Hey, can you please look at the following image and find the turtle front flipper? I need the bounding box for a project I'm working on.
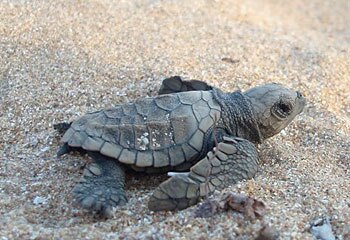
[73,152,127,218]
[158,76,213,95]
[148,136,259,211]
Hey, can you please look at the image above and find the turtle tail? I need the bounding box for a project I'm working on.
[57,142,71,157]
[54,122,72,157]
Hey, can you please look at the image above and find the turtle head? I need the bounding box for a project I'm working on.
[244,83,306,140]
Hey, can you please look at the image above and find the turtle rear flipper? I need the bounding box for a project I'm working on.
[158,76,213,95]
[148,136,259,211]
[54,122,71,135]
[73,152,127,218]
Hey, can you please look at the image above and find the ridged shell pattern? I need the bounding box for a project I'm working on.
[61,91,221,168]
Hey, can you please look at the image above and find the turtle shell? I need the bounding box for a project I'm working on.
[61,91,221,168]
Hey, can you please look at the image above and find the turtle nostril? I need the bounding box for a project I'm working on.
[296,91,303,98]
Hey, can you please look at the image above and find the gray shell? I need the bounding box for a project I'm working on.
[61,91,221,168]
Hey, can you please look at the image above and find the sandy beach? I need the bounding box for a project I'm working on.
[0,0,349,239]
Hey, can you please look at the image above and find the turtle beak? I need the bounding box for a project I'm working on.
[295,91,306,114]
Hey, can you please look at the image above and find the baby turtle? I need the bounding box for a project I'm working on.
[56,76,306,217]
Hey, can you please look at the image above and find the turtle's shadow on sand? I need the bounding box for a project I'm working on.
[125,170,169,190]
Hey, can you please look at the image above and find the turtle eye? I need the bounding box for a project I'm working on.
[273,101,293,118]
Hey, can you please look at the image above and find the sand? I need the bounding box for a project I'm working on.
[0,0,349,239]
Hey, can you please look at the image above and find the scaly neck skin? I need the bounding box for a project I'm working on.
[212,89,263,144]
